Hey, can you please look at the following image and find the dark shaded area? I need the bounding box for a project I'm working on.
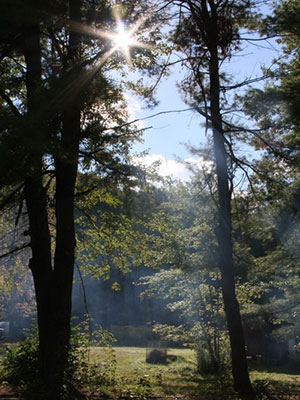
[72,266,182,345]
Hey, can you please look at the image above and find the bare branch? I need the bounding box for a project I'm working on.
[0,243,30,259]
[0,90,21,116]
[0,184,24,212]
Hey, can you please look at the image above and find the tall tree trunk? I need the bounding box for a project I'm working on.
[22,22,55,385]
[209,45,254,396]
[48,0,81,391]
[22,2,81,395]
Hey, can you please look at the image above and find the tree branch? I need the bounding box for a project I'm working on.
[0,89,21,116]
[0,184,24,212]
[0,243,30,259]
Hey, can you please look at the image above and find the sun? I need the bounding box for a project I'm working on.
[114,22,134,51]
[112,22,135,62]
[62,10,152,95]
[87,9,152,66]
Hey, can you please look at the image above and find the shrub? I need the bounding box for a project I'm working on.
[0,328,39,391]
[196,347,219,374]
[0,322,116,399]
[69,323,117,397]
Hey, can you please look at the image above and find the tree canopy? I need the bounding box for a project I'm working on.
[2,0,300,399]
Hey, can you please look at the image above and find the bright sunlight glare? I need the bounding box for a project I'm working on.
[114,22,134,50]
[92,7,151,64]
[112,21,135,62]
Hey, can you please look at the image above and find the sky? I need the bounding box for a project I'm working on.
[126,4,280,182]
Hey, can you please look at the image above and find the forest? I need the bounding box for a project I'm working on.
[1,0,300,399]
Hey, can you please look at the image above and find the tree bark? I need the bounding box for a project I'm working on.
[209,42,254,396]
[47,0,81,391]
[22,1,81,396]
[22,21,55,385]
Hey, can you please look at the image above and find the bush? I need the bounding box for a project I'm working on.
[69,322,117,397]
[0,322,116,399]
[195,334,231,375]
[0,328,39,391]
[196,347,217,374]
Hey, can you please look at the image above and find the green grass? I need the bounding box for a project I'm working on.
[2,343,300,399]
[89,347,238,399]
[89,347,300,399]
[249,361,300,399]
[113,347,200,396]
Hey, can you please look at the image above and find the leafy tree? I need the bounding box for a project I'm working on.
[160,0,259,394]
[138,179,229,373]
[0,0,162,395]
[232,163,300,361]
[241,0,300,160]
[240,0,300,353]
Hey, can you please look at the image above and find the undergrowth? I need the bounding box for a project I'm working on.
[1,339,300,399]
[0,322,116,399]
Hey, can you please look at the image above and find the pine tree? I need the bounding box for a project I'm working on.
[163,0,257,395]
[0,0,161,396]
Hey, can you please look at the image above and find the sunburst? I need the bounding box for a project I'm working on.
[112,21,135,62]
[61,8,152,97]
[94,8,151,64]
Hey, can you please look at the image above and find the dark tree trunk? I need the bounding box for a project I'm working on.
[22,21,56,384]
[22,1,81,396]
[47,0,81,391]
[172,0,253,394]
[209,43,254,396]
[24,173,53,381]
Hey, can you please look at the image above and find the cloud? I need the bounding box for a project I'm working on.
[124,93,143,130]
[135,153,212,182]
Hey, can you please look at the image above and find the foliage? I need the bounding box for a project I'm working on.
[3,0,300,396]
[0,328,39,392]
[75,170,180,279]
[146,268,230,375]
[0,322,116,399]
[238,0,300,341]
[0,0,167,391]
[241,0,300,161]
[75,177,151,279]
[0,210,35,322]
[138,180,232,374]
[68,322,117,397]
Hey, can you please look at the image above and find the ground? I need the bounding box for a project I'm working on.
[1,346,300,399]
[0,382,19,399]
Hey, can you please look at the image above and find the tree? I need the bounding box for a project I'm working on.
[137,179,228,373]
[160,0,258,395]
[0,0,161,396]
[242,0,300,160]
[240,0,300,346]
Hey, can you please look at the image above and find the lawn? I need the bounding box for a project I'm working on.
[111,347,202,398]
[89,346,300,399]
[1,343,300,399]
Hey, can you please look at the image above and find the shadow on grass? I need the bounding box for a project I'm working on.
[249,360,300,376]
[253,378,300,400]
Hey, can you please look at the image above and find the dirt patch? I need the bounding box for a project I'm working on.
[0,384,20,399]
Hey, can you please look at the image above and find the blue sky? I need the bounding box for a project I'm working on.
[128,4,280,181]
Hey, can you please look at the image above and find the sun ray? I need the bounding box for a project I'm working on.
[49,10,153,109]
[66,7,152,64]
[93,9,152,63]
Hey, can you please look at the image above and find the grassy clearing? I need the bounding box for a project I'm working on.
[89,347,233,399]
[90,347,300,399]
[90,346,220,399]
[114,347,200,397]
[1,343,300,399]
[249,362,300,400]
